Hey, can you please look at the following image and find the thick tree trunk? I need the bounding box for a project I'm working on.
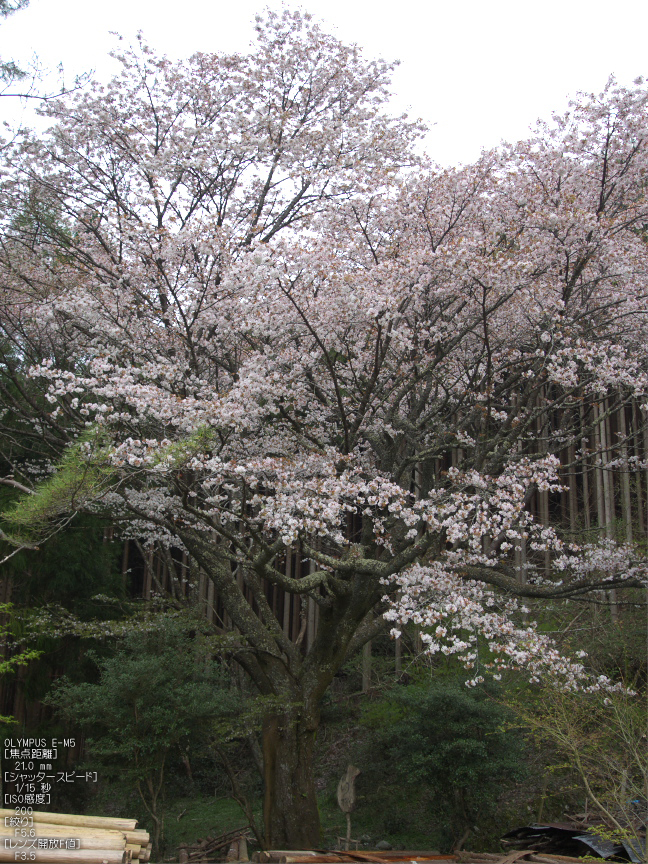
[262,707,321,849]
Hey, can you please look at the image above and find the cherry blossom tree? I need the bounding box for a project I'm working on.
[1,13,647,844]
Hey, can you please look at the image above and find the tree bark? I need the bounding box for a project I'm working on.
[262,707,321,849]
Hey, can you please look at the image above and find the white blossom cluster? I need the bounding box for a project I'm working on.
[384,563,628,692]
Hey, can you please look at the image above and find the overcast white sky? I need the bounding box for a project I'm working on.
[2,0,647,166]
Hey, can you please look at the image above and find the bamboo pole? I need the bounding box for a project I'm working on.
[124,830,150,846]
[0,850,125,863]
[0,811,138,832]
[0,824,129,839]
[0,830,125,851]
[0,810,151,847]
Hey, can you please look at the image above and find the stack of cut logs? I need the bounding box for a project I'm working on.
[0,809,151,863]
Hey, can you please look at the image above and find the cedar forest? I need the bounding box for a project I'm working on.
[0,6,646,859]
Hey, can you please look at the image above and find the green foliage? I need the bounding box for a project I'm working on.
[0,602,41,722]
[45,617,242,851]
[1,424,219,553]
[47,617,240,764]
[2,516,124,615]
[0,434,124,727]
[3,427,116,546]
[356,677,526,847]
[512,685,648,846]
[564,600,647,689]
